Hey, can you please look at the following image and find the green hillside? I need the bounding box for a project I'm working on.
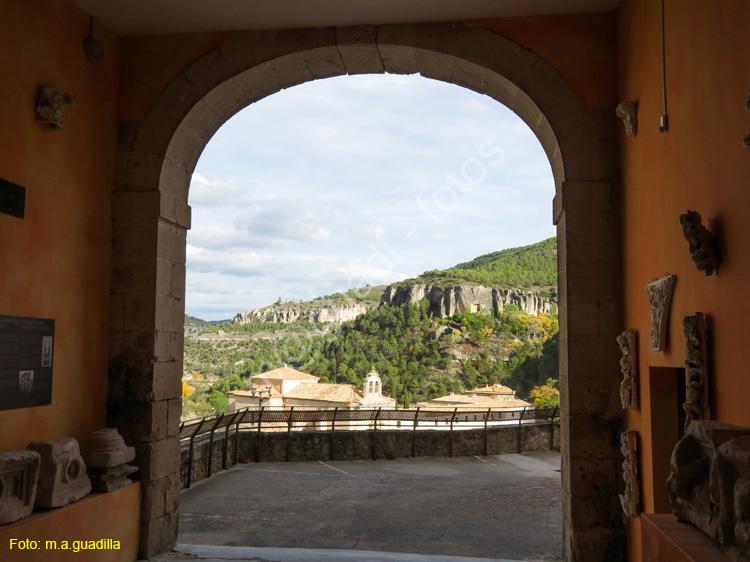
[415,237,557,293]
[183,302,559,418]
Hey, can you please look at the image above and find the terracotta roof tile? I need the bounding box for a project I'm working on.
[250,365,319,382]
[284,383,363,404]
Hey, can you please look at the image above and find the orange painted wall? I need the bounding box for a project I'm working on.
[0,483,140,562]
[0,4,139,560]
[117,14,617,125]
[118,32,238,122]
[0,0,118,449]
[472,12,618,107]
[619,1,750,559]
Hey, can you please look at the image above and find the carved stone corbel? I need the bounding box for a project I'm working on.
[645,274,677,351]
[682,312,709,433]
[680,210,720,276]
[620,430,640,518]
[617,329,638,410]
[616,101,638,137]
[35,86,75,130]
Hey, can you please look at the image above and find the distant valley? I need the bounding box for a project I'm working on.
[182,238,559,419]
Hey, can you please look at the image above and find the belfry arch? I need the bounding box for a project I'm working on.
[110,23,623,560]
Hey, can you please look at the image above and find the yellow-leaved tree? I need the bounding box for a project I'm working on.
[529,378,559,408]
[182,379,194,399]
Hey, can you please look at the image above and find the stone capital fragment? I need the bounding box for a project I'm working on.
[81,428,137,493]
[27,438,91,508]
[0,449,40,524]
[80,428,135,468]
[669,421,750,562]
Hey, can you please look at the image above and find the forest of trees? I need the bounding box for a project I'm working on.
[183,301,559,418]
[417,237,557,294]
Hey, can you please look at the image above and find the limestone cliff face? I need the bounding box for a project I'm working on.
[380,284,555,318]
[233,303,372,324]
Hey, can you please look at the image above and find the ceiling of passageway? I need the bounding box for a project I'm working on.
[74,0,619,36]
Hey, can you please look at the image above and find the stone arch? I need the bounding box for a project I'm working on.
[111,23,622,560]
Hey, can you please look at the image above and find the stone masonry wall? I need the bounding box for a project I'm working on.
[180,423,560,488]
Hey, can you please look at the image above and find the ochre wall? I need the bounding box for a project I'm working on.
[0,0,118,448]
[471,12,618,107]
[619,1,750,559]
[0,2,139,559]
[117,13,617,125]
[118,32,239,122]
[0,484,140,562]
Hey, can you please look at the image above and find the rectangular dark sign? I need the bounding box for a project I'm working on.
[0,315,54,411]
[0,178,26,218]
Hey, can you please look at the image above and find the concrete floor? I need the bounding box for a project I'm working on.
[151,452,562,562]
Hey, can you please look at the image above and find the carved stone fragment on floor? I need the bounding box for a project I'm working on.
[716,436,750,562]
[645,274,677,351]
[668,421,750,562]
[27,438,91,508]
[620,429,639,518]
[617,329,638,410]
[80,428,137,492]
[680,210,720,276]
[0,449,40,525]
[682,313,708,432]
[34,86,75,130]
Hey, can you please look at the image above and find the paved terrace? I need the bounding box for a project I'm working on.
[147,451,562,562]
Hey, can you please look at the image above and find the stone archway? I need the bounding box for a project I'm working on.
[110,23,623,561]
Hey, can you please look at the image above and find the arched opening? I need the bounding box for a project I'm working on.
[110,23,622,560]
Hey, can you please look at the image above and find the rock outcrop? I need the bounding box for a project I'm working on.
[380,284,555,318]
[234,303,372,325]
[234,284,555,326]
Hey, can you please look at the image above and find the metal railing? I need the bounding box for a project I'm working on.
[179,406,559,488]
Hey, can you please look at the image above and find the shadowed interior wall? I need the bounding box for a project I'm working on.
[618,1,750,559]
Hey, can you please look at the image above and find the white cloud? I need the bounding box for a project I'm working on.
[185,73,556,320]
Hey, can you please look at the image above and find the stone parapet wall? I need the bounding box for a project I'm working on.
[179,423,560,488]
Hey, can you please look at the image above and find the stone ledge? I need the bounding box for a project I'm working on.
[642,513,732,562]
[0,483,140,562]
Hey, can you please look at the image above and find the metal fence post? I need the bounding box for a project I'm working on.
[483,408,491,456]
[412,408,420,458]
[233,408,246,464]
[517,407,527,453]
[449,408,458,458]
[223,409,242,469]
[330,407,338,461]
[186,418,206,489]
[207,413,225,478]
[286,407,295,462]
[371,408,382,460]
[256,407,264,463]
[550,406,559,450]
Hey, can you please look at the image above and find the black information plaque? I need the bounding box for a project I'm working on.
[0,178,26,218]
[0,315,54,411]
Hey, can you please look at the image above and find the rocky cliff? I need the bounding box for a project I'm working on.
[233,283,555,325]
[233,302,373,324]
[380,284,555,318]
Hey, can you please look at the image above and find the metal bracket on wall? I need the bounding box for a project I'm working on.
[0,178,25,218]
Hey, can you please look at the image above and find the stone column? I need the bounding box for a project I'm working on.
[109,169,190,557]
[555,179,624,561]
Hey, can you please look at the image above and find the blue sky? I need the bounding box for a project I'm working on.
[186,73,555,321]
